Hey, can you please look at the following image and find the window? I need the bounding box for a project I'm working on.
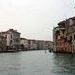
[74,34,75,40]
[62,30,65,34]
[69,19,73,26]
[10,40,12,45]
[5,35,7,38]
[69,36,72,42]
[11,35,12,39]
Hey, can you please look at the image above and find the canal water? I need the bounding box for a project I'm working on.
[0,50,75,75]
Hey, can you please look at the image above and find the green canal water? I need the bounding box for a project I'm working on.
[0,50,75,75]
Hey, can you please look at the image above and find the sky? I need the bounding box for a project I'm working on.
[0,0,74,41]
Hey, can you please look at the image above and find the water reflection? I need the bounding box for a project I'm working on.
[52,53,75,75]
[0,50,74,75]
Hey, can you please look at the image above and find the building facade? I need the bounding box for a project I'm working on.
[20,38,29,50]
[0,29,20,51]
[53,17,75,53]
[20,38,53,50]
[28,39,38,50]
[6,29,20,50]
[0,35,7,51]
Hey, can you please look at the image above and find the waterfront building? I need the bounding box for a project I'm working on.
[53,17,75,53]
[0,28,53,51]
[28,39,53,50]
[6,29,20,50]
[20,38,53,50]
[20,38,29,50]
[28,39,38,50]
[0,29,20,51]
[37,40,44,50]
[0,35,7,51]
[37,40,53,50]
[47,41,53,50]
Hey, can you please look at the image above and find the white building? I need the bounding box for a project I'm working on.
[0,29,20,50]
[28,39,38,50]
[20,38,29,50]
[7,29,20,49]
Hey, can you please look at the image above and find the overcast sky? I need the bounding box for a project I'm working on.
[0,0,74,41]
